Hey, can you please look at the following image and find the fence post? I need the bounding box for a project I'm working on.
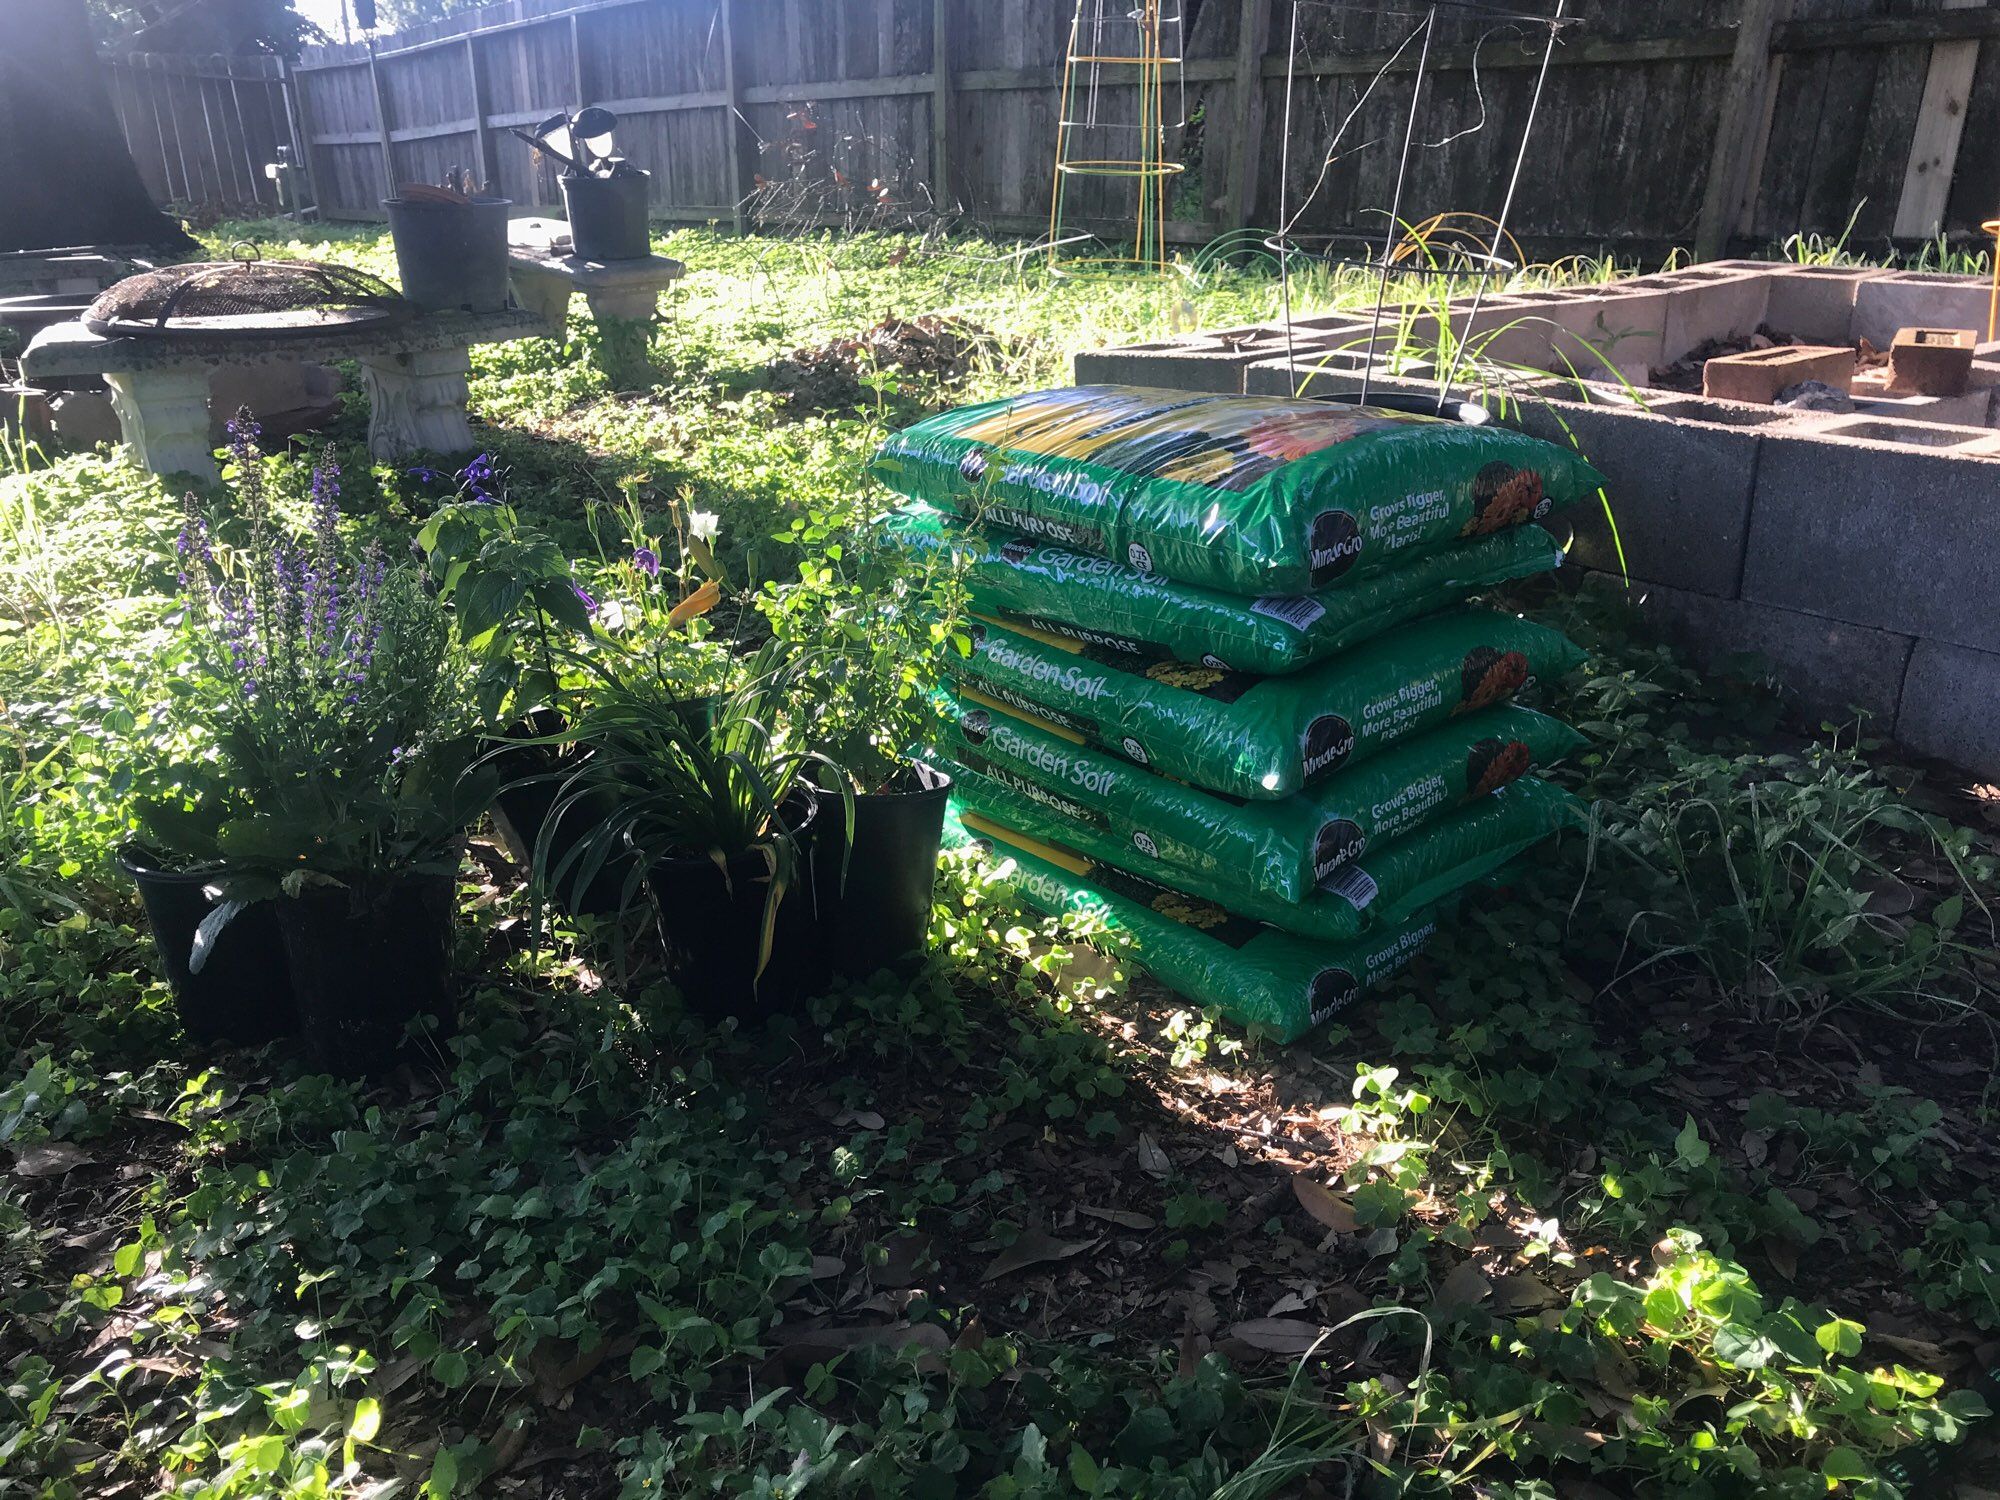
[569,12,586,106]
[367,38,396,198]
[1695,0,1790,261]
[720,0,753,233]
[931,0,953,211]
[466,37,498,194]
[1227,0,1271,230]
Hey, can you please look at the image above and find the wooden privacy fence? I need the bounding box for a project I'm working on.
[104,52,300,217]
[131,0,2000,254]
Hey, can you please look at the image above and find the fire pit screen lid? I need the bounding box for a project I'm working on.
[84,255,415,339]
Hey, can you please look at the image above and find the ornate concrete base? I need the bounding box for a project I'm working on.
[356,346,475,459]
[104,367,217,482]
[506,243,684,387]
[584,285,660,388]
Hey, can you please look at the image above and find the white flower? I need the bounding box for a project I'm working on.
[596,599,627,633]
[688,510,721,545]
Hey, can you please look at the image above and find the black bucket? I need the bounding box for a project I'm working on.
[116,845,295,1045]
[275,868,458,1077]
[810,763,951,983]
[382,196,513,312]
[646,793,824,1023]
[1320,391,1492,425]
[486,714,633,918]
[559,170,651,262]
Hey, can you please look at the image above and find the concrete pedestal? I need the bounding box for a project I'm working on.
[507,239,685,386]
[21,309,544,478]
[356,346,475,458]
[105,367,217,480]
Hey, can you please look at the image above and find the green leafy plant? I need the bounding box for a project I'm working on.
[536,638,852,969]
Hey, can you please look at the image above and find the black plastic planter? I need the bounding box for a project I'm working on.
[1321,391,1492,425]
[810,762,951,982]
[275,869,458,1077]
[487,714,633,918]
[116,845,295,1045]
[382,196,513,312]
[559,170,651,262]
[646,794,825,1023]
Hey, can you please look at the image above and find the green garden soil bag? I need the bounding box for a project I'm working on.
[943,806,1443,1043]
[934,688,1583,902]
[948,606,1585,800]
[870,385,1604,595]
[946,762,1579,944]
[883,503,1563,675]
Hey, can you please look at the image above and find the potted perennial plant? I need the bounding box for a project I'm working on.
[538,638,849,1022]
[143,416,492,1075]
[762,519,963,981]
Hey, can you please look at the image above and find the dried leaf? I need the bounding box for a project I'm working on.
[1291,1174,1358,1233]
[1433,1260,1492,1315]
[1489,1270,1562,1312]
[1265,1292,1310,1317]
[11,1142,92,1179]
[1136,1134,1172,1178]
[982,1229,1097,1283]
[1078,1205,1156,1231]
[809,1255,845,1280]
[834,1109,885,1131]
[771,1322,949,1370]
[1226,1317,1332,1356]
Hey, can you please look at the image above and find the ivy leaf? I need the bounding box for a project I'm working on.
[431,1349,470,1389]
[1674,1115,1710,1168]
[349,1397,381,1443]
[1711,1321,1779,1370]
[1815,1316,1865,1358]
[1820,1445,1870,1482]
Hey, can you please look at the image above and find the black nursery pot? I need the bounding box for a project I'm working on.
[559,169,652,262]
[1320,390,1491,425]
[382,195,513,312]
[275,868,458,1078]
[646,793,825,1023]
[116,845,295,1045]
[488,713,633,918]
[810,762,952,982]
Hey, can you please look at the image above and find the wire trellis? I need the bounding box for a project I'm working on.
[1046,0,1189,273]
[1271,0,1577,408]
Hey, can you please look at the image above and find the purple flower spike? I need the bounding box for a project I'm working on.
[633,547,660,578]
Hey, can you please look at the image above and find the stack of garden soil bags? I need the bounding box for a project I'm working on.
[871,385,1600,1041]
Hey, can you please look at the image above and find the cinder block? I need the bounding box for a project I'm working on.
[1760,264,1890,344]
[1895,639,2000,778]
[1510,394,1760,598]
[1240,348,1375,399]
[1072,340,1256,394]
[1851,272,1992,352]
[1659,271,1774,365]
[1702,344,1855,404]
[1887,327,1979,396]
[1612,578,1915,727]
[1849,370,1995,427]
[1741,429,2000,653]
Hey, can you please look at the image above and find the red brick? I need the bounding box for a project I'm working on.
[1700,344,1856,405]
[1886,327,1979,397]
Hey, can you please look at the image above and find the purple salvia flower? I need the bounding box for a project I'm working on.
[633,547,660,578]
